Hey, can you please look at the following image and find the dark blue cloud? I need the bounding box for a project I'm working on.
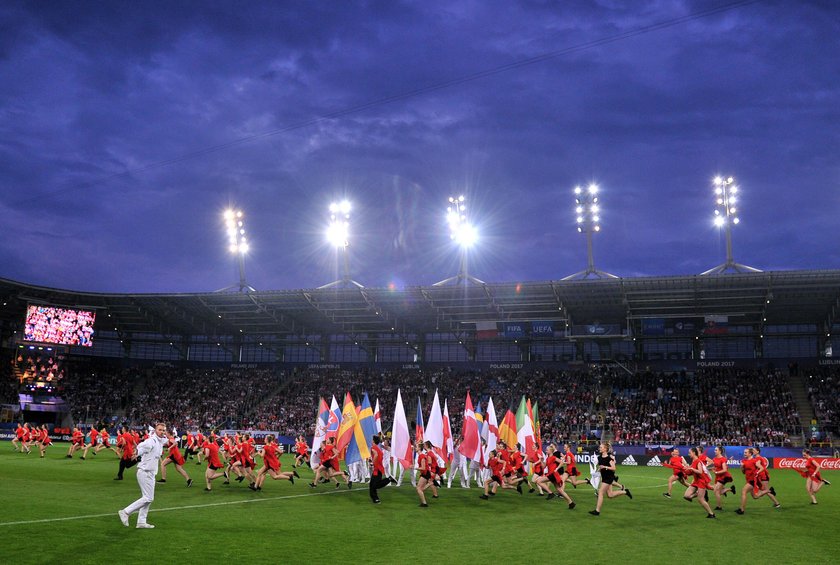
[0,0,838,292]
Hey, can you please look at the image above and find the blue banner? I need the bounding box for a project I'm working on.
[531,321,554,336]
[641,318,665,335]
[672,318,699,334]
[572,324,621,336]
[503,322,525,338]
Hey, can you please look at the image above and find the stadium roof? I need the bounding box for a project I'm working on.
[2,270,839,342]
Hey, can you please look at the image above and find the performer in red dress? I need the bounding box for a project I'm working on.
[115,426,138,480]
[561,443,589,488]
[66,427,84,458]
[800,448,831,504]
[736,448,757,514]
[81,427,99,460]
[37,425,52,458]
[711,446,735,511]
[309,437,350,488]
[203,437,227,491]
[479,450,506,500]
[683,447,716,518]
[158,434,193,486]
[12,422,26,453]
[663,448,689,498]
[752,446,780,508]
[293,435,309,468]
[252,435,297,491]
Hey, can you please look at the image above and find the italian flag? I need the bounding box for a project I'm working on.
[516,396,536,458]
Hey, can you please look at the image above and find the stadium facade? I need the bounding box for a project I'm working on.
[2,270,839,369]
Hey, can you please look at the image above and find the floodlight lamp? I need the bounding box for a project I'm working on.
[576,216,583,223]
[238,221,243,227]
[717,198,724,205]
[576,206,583,214]
[458,195,465,202]
[733,217,740,224]
[574,186,582,195]
[729,196,736,204]
[727,177,733,184]
[713,216,725,227]
[714,177,723,185]
[577,227,582,233]
[224,210,235,220]
[588,184,598,194]
[730,186,738,194]
[592,215,600,223]
[340,200,351,215]
[239,242,249,253]
[236,211,243,218]
[729,207,736,214]
[592,197,598,203]
[229,244,238,253]
[239,229,245,235]
[714,209,720,215]
[714,187,723,195]
[594,225,601,232]
[591,204,599,213]
[329,202,339,214]
[448,196,455,203]
[326,221,349,247]
[453,223,477,247]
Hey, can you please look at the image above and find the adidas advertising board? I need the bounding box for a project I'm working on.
[647,455,663,467]
[620,454,638,466]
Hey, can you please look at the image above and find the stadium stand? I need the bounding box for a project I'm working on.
[807,366,839,437]
[604,368,800,446]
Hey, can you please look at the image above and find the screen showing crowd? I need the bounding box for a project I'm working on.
[24,305,96,347]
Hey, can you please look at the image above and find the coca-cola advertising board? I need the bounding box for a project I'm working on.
[773,458,840,470]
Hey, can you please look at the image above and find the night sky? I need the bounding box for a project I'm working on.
[1,1,838,293]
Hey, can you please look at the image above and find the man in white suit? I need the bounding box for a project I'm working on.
[118,423,170,529]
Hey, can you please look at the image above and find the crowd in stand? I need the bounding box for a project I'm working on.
[1,358,18,405]
[807,366,839,435]
[61,364,138,423]
[127,366,279,431]
[249,367,604,445]
[3,355,838,447]
[15,351,65,382]
[604,368,801,446]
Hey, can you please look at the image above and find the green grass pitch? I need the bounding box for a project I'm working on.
[1,445,837,564]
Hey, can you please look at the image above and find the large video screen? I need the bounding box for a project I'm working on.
[24,305,96,347]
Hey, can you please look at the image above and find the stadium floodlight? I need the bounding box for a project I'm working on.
[700,175,761,275]
[320,200,364,289]
[434,195,485,286]
[217,208,256,293]
[562,183,617,280]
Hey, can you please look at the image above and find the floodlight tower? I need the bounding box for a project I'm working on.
[434,195,484,286]
[320,200,364,289]
[700,175,761,275]
[218,209,256,292]
[562,184,617,280]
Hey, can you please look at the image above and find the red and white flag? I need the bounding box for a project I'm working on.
[425,390,444,448]
[483,396,498,455]
[442,399,454,462]
[374,398,382,434]
[458,392,480,459]
[391,389,412,470]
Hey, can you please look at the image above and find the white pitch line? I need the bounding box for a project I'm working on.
[0,487,359,527]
